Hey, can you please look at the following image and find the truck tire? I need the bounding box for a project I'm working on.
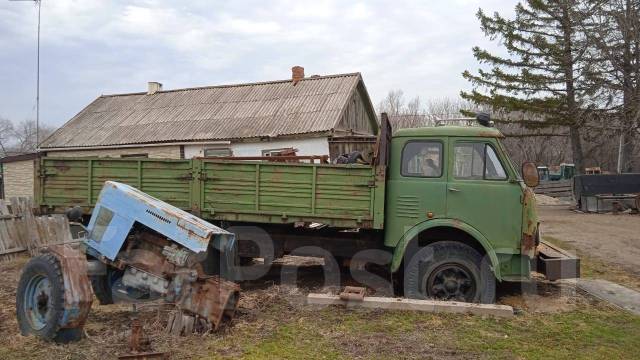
[403,241,496,304]
[16,253,83,343]
[90,268,122,305]
[201,248,222,276]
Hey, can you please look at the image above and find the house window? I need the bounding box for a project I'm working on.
[121,153,148,158]
[204,148,232,157]
[262,148,296,156]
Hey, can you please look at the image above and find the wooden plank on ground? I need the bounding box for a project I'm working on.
[307,293,514,318]
[0,247,26,256]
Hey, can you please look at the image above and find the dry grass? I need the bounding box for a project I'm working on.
[1,255,639,359]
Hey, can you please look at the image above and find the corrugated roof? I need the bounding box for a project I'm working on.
[41,73,368,149]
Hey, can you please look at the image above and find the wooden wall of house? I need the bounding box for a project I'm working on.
[336,85,377,136]
[328,136,377,162]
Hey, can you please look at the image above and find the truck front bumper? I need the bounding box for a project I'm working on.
[535,240,581,280]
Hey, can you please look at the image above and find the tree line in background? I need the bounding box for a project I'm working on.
[0,118,55,157]
[2,1,636,173]
[463,0,639,174]
[381,0,639,174]
[376,92,582,170]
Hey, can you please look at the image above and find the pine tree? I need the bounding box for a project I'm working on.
[462,0,594,173]
[583,0,640,172]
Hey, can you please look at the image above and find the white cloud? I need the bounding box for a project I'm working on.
[0,0,518,127]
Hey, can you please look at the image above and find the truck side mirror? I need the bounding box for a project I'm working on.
[522,162,539,188]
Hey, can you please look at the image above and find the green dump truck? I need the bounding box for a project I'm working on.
[36,115,578,303]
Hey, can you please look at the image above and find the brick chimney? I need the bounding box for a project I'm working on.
[147,81,163,95]
[291,66,304,85]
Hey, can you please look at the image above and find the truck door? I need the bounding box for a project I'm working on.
[384,138,448,247]
[445,139,523,250]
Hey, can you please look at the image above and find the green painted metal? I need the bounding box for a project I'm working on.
[38,126,536,281]
[389,218,502,278]
[383,136,449,249]
[199,160,377,228]
[383,132,534,280]
[393,125,504,139]
[445,137,523,251]
[38,157,380,229]
[39,158,193,211]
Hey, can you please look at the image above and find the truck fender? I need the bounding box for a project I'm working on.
[389,219,502,281]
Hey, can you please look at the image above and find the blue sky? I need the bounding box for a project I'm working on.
[0,0,515,128]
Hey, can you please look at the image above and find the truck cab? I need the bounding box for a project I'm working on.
[382,123,542,303]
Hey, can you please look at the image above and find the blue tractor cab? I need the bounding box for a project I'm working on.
[16,181,240,342]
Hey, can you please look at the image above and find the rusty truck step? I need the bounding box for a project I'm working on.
[536,240,580,281]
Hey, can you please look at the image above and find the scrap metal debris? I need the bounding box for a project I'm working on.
[339,286,366,302]
[118,317,166,360]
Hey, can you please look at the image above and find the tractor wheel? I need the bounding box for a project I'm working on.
[403,241,496,304]
[90,268,122,305]
[16,253,83,343]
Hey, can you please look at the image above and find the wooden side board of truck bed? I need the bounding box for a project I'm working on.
[37,157,386,229]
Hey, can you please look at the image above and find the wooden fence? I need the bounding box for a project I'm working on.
[534,180,573,198]
[0,197,72,261]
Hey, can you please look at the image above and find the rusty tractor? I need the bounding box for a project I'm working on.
[16,181,240,342]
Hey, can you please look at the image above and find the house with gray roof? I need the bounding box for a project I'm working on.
[40,67,379,160]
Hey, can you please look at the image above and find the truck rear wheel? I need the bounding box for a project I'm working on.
[403,241,495,303]
[16,254,83,343]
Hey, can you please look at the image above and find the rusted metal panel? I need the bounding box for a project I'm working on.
[172,276,240,332]
[339,286,366,301]
[46,244,94,329]
[521,187,538,257]
[536,240,580,281]
[117,318,167,359]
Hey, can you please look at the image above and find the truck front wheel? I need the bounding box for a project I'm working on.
[403,241,496,304]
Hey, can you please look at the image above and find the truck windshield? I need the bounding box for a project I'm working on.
[496,139,520,180]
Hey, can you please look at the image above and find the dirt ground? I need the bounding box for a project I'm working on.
[538,205,640,277]
[0,206,639,358]
[1,254,638,359]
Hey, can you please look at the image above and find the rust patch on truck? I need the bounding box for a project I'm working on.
[521,188,538,257]
[521,231,536,254]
